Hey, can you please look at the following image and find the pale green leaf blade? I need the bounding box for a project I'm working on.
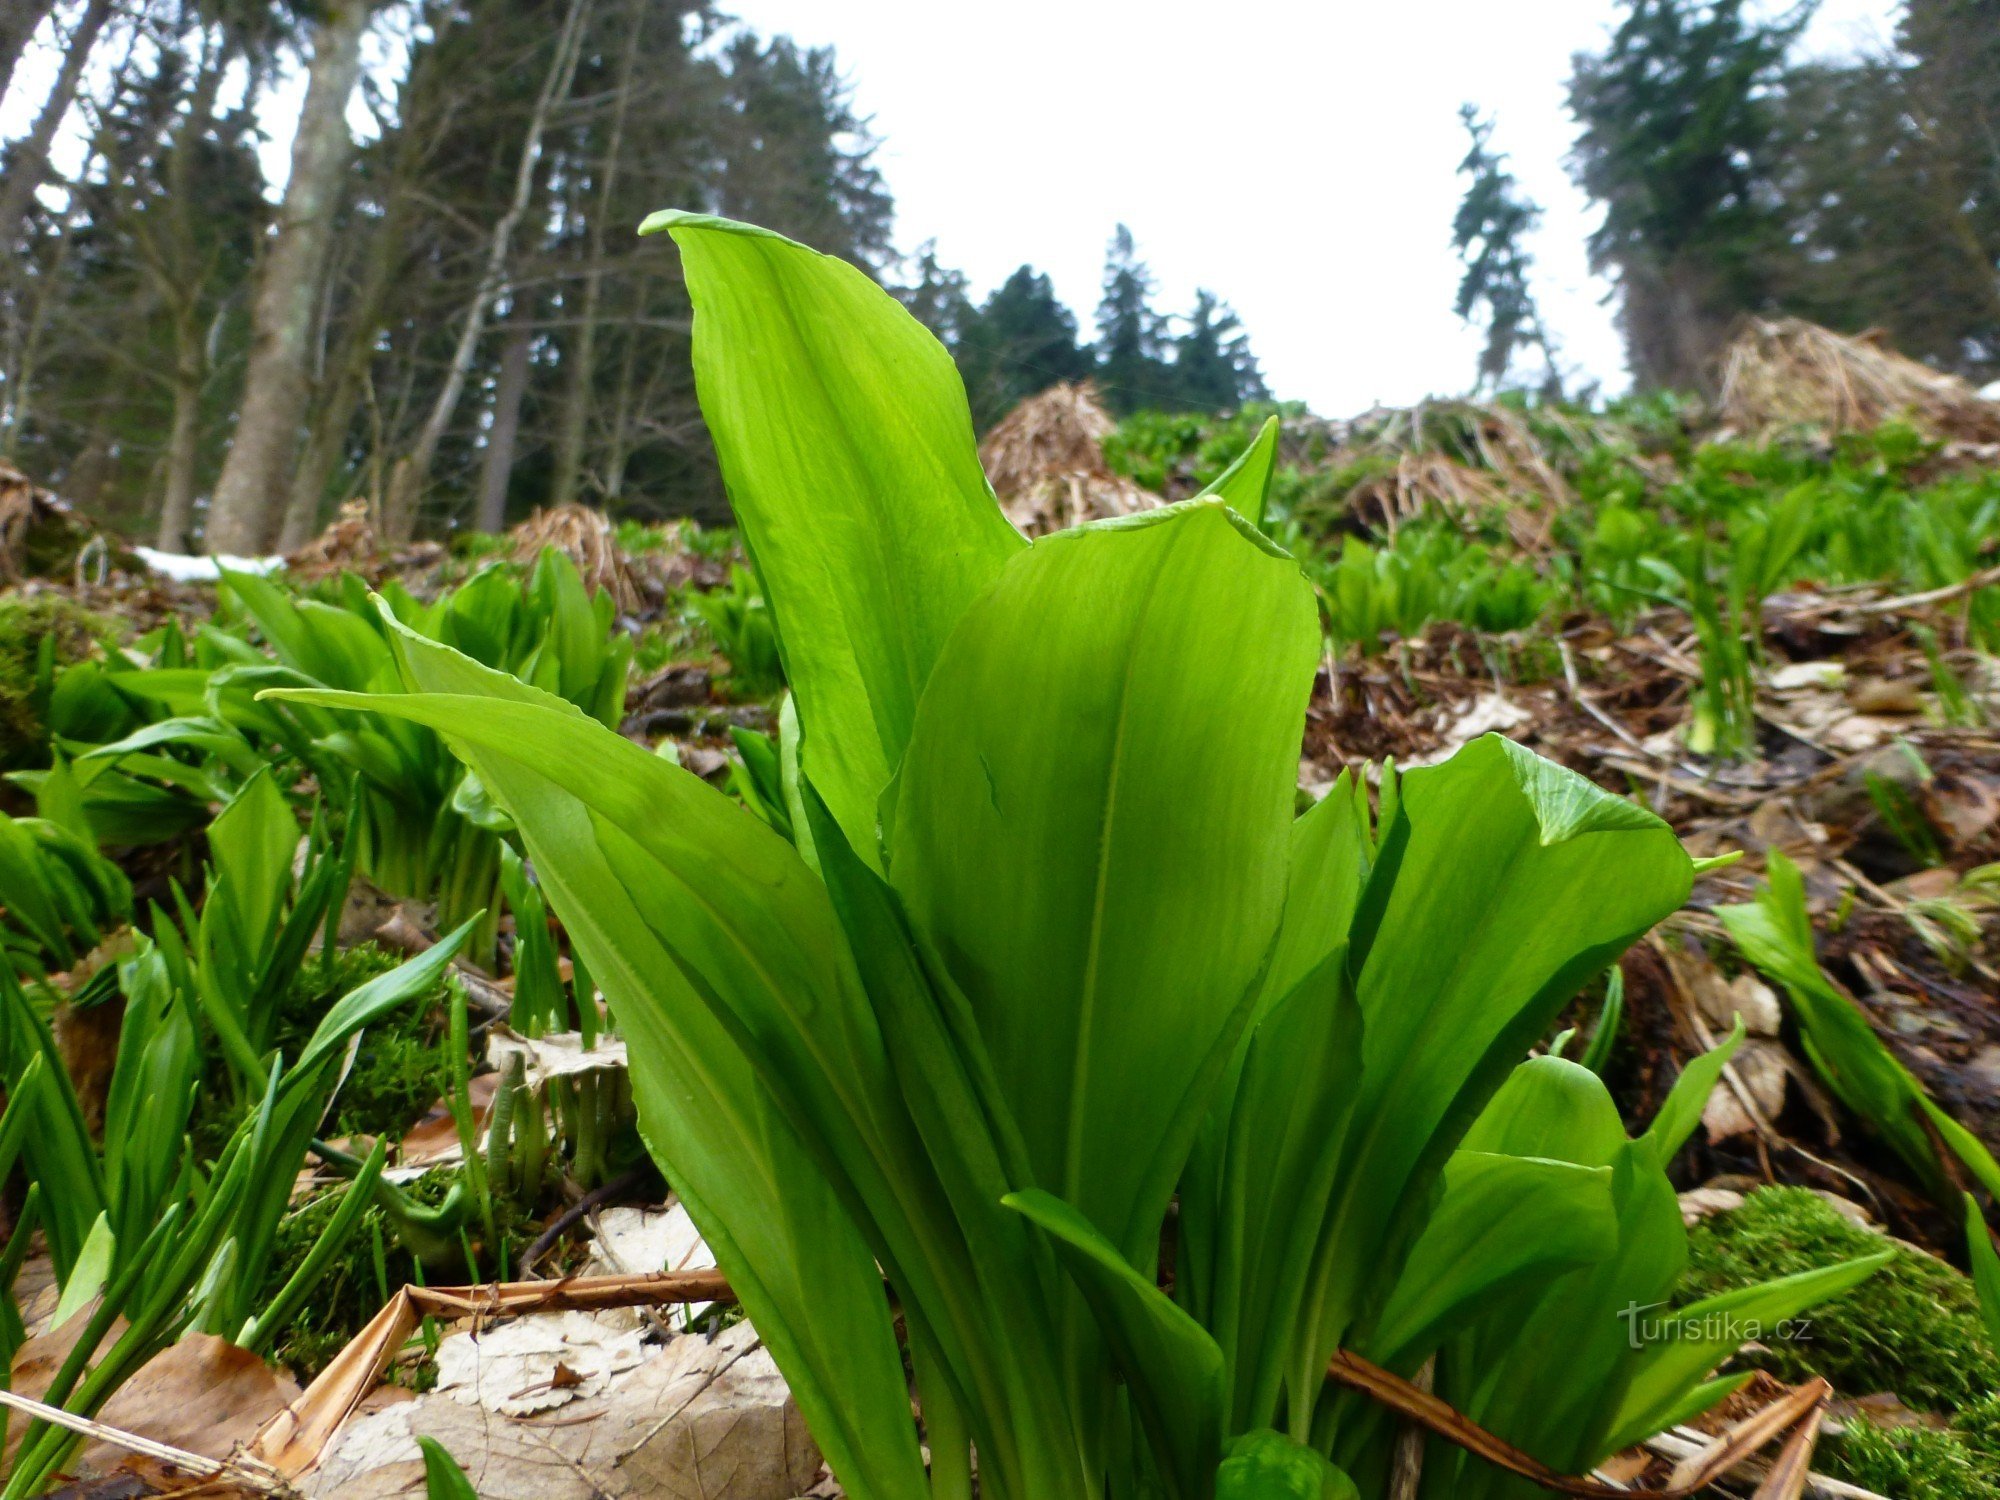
[1607,1251,1892,1452]
[1966,1195,2000,1352]
[1194,415,1282,529]
[889,500,1320,1265]
[648,211,1024,862]
[1004,1188,1226,1500]
[1367,1150,1618,1373]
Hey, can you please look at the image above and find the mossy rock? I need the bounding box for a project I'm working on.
[1680,1187,2000,1496]
[0,593,110,770]
[1820,1395,2000,1498]
[1679,1185,1999,1412]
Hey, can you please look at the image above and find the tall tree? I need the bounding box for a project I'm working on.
[0,0,121,254]
[896,240,974,350]
[203,0,372,554]
[956,265,1093,430]
[379,0,588,540]
[0,0,58,107]
[1569,0,1804,392]
[1452,105,1563,396]
[1169,290,1268,412]
[1094,223,1171,414]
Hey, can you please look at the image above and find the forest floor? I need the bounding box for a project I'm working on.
[6,324,2000,1496]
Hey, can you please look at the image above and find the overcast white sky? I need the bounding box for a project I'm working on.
[4,0,1903,416]
[724,0,1901,414]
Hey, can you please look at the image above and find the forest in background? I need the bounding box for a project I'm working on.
[0,0,1994,555]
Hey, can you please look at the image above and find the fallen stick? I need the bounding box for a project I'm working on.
[0,1386,297,1497]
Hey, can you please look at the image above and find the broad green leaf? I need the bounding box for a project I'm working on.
[1319,735,1691,1385]
[644,211,1024,863]
[1460,1055,1630,1165]
[207,767,298,961]
[1966,1196,2000,1352]
[1216,1431,1359,1500]
[1366,1151,1618,1374]
[1005,1188,1226,1500]
[53,1212,115,1328]
[269,638,931,1500]
[1194,415,1282,530]
[889,500,1320,1267]
[1605,1250,1892,1451]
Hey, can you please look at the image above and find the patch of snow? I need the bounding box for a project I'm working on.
[131,546,283,582]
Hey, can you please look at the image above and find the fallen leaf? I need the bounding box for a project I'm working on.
[1702,1039,1789,1142]
[310,1323,818,1500]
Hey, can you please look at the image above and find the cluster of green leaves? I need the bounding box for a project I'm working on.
[283,213,1882,1500]
[686,563,784,697]
[1156,385,2000,734]
[1720,850,2000,1210]
[0,548,649,1491]
[1316,527,1558,653]
[25,550,629,966]
[0,772,471,1495]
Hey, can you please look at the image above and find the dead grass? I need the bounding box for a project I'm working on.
[509,503,643,615]
[1719,318,2000,445]
[978,382,1163,536]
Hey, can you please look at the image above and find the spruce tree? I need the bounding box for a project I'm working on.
[1569,0,1804,392]
[1452,106,1562,397]
[956,266,1094,430]
[1094,224,1172,414]
[1169,291,1268,412]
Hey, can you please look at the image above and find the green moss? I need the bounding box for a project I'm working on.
[1820,1419,2000,1498]
[274,942,455,1140]
[255,1166,537,1382]
[0,593,108,768]
[1678,1186,2000,1412]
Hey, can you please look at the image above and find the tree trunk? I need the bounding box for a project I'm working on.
[551,0,643,508]
[0,0,116,252]
[154,316,203,551]
[475,311,534,532]
[202,1,371,556]
[380,0,587,542]
[0,0,57,113]
[149,36,231,552]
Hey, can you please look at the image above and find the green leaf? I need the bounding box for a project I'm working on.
[206,766,298,962]
[1965,1196,2000,1353]
[1005,1188,1226,1500]
[1320,734,1692,1380]
[268,636,933,1500]
[53,1212,115,1328]
[1194,415,1282,530]
[1216,1431,1359,1500]
[1366,1150,1618,1373]
[646,211,1024,864]
[889,500,1320,1268]
[1606,1250,1892,1451]
[284,917,476,1089]
[417,1438,479,1500]
[1721,850,2000,1205]
[1642,1022,1745,1160]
